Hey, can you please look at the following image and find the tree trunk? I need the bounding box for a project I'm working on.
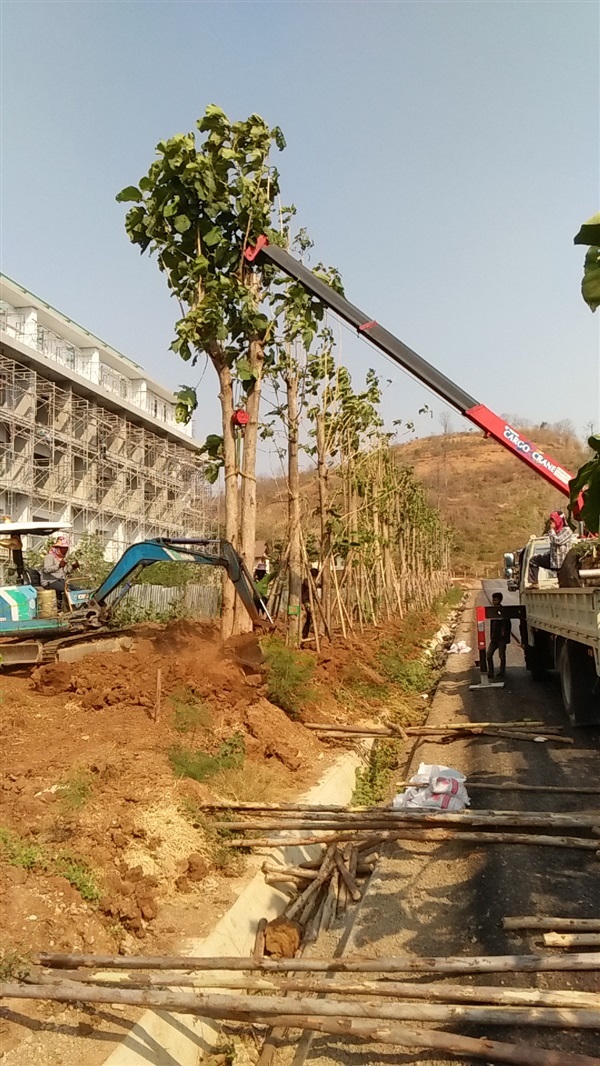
[236,338,264,634]
[215,359,238,641]
[287,366,301,644]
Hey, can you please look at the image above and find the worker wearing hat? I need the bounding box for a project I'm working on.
[40,535,72,609]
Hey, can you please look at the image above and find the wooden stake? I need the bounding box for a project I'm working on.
[253,919,267,960]
[33,950,600,975]
[154,667,162,723]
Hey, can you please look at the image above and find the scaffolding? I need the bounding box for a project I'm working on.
[0,351,214,560]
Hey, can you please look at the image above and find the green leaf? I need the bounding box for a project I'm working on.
[116,186,143,203]
[581,471,600,533]
[272,126,287,151]
[236,358,256,383]
[174,214,192,233]
[203,226,222,247]
[581,246,600,312]
[573,212,600,246]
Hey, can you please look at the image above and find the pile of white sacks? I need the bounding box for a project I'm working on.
[392,764,470,812]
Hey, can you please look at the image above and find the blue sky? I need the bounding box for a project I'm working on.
[1,0,598,476]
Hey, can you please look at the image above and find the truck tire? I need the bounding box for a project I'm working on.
[559,640,600,726]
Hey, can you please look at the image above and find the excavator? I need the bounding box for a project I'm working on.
[0,530,269,667]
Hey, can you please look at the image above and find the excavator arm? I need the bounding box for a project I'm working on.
[88,538,269,627]
[246,238,573,497]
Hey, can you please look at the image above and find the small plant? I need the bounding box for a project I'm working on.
[377,645,431,693]
[59,769,94,812]
[53,854,101,902]
[0,952,30,982]
[0,827,44,869]
[261,637,315,718]
[170,688,211,738]
[0,827,100,904]
[352,741,402,806]
[169,732,245,783]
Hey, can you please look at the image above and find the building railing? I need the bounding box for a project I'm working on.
[1,301,184,433]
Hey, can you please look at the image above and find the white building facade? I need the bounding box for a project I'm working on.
[0,275,213,559]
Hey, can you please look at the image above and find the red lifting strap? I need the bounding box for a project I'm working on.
[358,320,378,332]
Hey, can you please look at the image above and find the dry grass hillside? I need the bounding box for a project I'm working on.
[255,425,588,576]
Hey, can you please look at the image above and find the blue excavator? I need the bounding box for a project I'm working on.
[0,525,269,666]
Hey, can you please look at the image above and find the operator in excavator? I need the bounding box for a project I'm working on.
[528,511,573,588]
[40,535,77,609]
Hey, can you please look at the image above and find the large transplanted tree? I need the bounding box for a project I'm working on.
[117,106,286,638]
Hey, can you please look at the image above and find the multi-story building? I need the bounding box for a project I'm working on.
[0,274,213,559]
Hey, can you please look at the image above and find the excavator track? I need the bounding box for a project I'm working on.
[39,627,134,664]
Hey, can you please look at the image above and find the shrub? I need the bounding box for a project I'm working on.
[169,733,245,783]
[0,827,100,903]
[352,742,401,806]
[377,648,431,693]
[59,769,94,812]
[170,688,211,738]
[261,637,315,718]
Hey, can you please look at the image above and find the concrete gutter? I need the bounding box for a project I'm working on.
[102,747,367,1066]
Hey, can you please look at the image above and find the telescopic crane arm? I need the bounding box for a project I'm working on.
[246,238,574,498]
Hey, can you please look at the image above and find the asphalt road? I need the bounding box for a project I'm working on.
[273,588,600,1066]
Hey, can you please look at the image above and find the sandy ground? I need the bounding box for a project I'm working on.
[272,587,600,1066]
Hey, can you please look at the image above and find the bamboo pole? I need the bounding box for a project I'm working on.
[9,980,600,1066]
[304,722,548,734]
[262,862,373,883]
[467,782,600,796]
[227,831,599,849]
[285,844,336,921]
[334,849,362,901]
[33,970,600,1008]
[33,951,600,974]
[4,981,600,1031]
[543,933,600,948]
[504,918,600,932]
[242,1012,600,1066]
[219,809,600,829]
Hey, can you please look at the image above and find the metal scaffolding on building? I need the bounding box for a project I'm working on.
[0,351,214,559]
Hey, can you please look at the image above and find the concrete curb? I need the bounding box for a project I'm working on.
[102,747,367,1066]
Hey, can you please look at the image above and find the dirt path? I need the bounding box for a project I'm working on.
[276,588,600,1066]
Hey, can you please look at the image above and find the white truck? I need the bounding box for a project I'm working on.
[507,537,600,726]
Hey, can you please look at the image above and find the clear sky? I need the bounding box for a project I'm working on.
[1,0,598,476]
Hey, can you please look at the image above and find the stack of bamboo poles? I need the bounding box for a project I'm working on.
[204,803,600,855]
[504,916,600,950]
[4,950,600,1066]
[262,840,376,938]
[304,720,573,745]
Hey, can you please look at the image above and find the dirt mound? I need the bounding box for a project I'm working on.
[244,697,321,770]
[31,661,73,696]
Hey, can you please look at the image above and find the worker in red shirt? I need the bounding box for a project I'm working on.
[528,511,573,588]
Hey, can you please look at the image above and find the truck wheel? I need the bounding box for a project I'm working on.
[559,641,600,726]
